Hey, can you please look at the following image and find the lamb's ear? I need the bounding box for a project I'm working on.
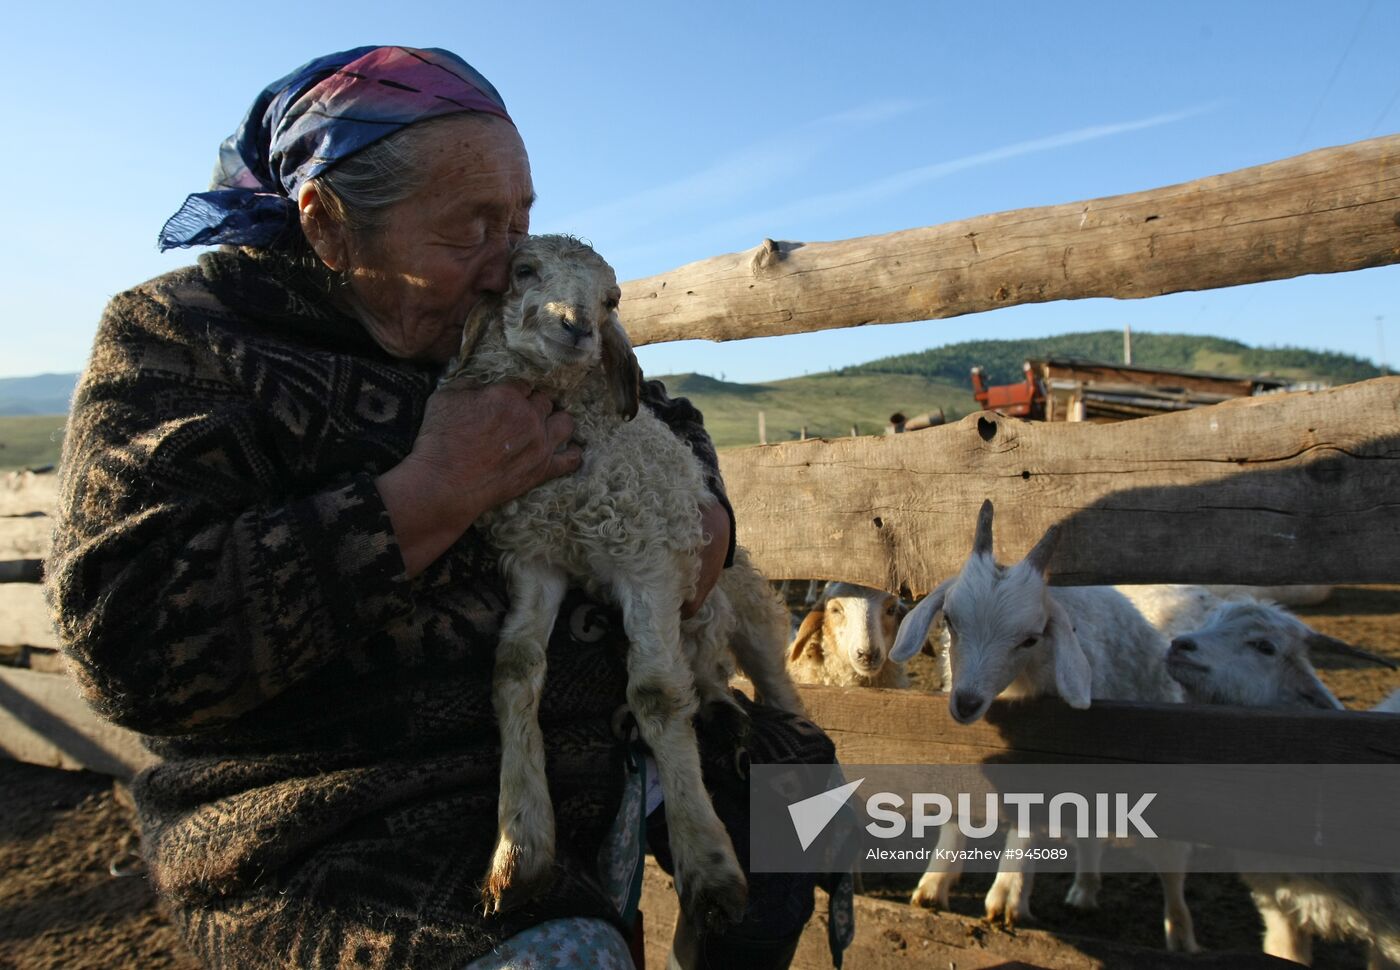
[891,579,952,663]
[444,293,501,378]
[600,315,641,420]
[789,609,825,663]
[1024,524,1061,577]
[973,500,994,558]
[1305,632,1399,669]
[1045,597,1091,709]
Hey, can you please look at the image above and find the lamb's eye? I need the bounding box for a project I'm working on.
[1017,635,1039,650]
[827,602,843,615]
[1248,639,1277,656]
[603,297,619,311]
[513,263,536,281]
[943,616,956,635]
[885,602,898,616]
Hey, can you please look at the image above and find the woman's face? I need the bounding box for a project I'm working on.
[307,114,534,364]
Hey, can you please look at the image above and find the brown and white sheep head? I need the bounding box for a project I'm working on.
[456,234,640,418]
[789,582,903,679]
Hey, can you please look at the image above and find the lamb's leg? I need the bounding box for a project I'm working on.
[482,563,568,914]
[1142,839,1200,953]
[985,829,1036,928]
[617,581,748,931]
[911,823,965,910]
[1065,836,1104,910]
[1255,890,1310,964]
[718,563,806,716]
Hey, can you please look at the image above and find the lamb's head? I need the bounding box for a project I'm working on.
[455,234,640,417]
[789,582,902,680]
[1166,601,1350,709]
[891,500,1090,723]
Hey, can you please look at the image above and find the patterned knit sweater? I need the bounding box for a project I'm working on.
[45,248,737,968]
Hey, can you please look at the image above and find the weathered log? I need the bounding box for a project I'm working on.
[619,134,1400,345]
[797,685,1400,766]
[0,514,52,560]
[0,584,59,649]
[719,377,1400,590]
[0,473,60,516]
[0,667,156,777]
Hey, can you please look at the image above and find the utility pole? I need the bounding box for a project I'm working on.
[1124,324,1133,365]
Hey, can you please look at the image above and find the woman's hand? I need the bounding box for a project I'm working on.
[681,499,731,619]
[376,380,581,577]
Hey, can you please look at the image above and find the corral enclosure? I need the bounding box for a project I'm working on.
[3,134,1400,969]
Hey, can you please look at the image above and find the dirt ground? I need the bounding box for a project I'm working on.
[2,585,1397,970]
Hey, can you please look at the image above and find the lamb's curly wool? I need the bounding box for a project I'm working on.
[441,234,802,929]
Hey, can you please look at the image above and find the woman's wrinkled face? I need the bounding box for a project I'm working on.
[308,114,534,364]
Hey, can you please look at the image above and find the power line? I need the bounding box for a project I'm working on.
[1297,0,1375,147]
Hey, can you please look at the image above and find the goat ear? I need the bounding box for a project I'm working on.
[789,609,825,663]
[972,500,994,558]
[600,315,641,420]
[444,293,501,378]
[1024,524,1061,577]
[1289,662,1343,709]
[891,579,951,663]
[1305,632,1398,669]
[1046,597,1091,709]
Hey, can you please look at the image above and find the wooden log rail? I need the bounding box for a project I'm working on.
[619,134,1400,345]
[720,376,1400,593]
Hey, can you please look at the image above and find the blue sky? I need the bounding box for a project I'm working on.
[2,1,1397,382]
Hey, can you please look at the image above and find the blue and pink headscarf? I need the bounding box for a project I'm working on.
[159,46,513,250]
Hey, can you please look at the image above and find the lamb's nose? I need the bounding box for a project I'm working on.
[856,650,878,667]
[560,319,591,344]
[952,691,983,722]
[1170,637,1196,654]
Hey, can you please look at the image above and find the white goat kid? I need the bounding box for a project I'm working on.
[1163,601,1400,967]
[787,582,910,689]
[443,234,802,927]
[890,500,1198,953]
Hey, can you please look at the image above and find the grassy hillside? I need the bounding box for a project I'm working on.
[2,331,1381,463]
[659,372,970,449]
[840,331,1385,387]
[0,415,66,472]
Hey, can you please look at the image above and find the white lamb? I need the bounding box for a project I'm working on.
[787,582,911,689]
[889,500,1198,953]
[1164,601,1400,967]
[442,234,803,927]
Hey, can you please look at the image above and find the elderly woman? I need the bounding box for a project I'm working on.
[46,46,843,970]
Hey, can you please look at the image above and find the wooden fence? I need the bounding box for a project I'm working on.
[4,133,1400,968]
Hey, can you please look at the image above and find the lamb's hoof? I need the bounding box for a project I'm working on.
[1165,927,1201,954]
[680,865,749,933]
[912,884,946,907]
[479,840,555,916]
[1064,884,1100,910]
[984,903,1033,931]
[910,878,953,911]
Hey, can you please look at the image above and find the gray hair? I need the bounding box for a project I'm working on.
[308,113,492,235]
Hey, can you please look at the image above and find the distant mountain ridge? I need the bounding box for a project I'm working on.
[838,331,1384,387]
[0,373,77,416]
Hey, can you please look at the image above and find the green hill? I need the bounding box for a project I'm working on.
[0,332,1383,467]
[664,331,1384,450]
[837,331,1384,386]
